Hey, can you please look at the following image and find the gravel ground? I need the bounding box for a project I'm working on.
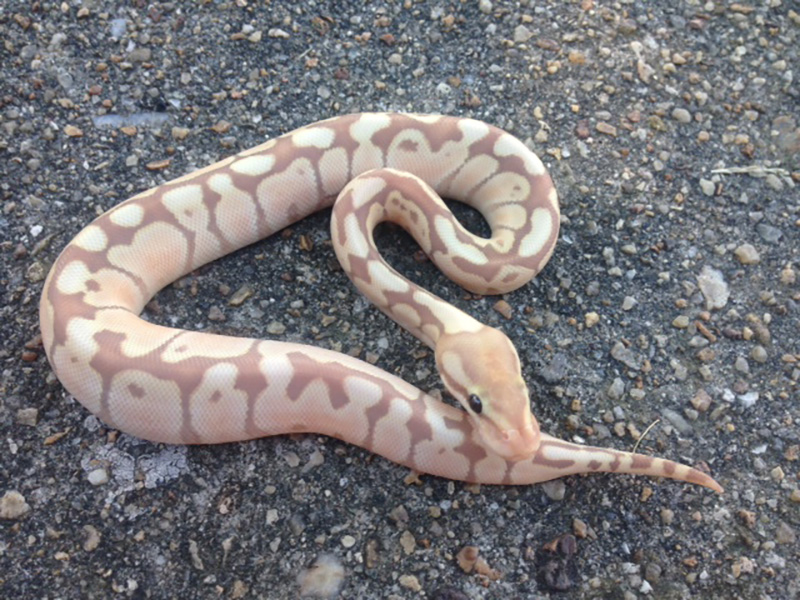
[1,1,798,599]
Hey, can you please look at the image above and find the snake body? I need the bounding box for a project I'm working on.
[39,113,722,492]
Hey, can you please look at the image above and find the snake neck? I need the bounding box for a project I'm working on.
[349,260,483,349]
[331,169,488,348]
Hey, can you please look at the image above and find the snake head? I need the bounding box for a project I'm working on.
[435,326,541,462]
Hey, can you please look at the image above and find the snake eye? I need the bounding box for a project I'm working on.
[467,393,483,414]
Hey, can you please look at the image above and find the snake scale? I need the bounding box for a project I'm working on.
[39,113,722,492]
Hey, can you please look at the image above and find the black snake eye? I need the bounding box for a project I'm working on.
[468,394,483,414]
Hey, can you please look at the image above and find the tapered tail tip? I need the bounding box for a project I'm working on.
[687,469,724,494]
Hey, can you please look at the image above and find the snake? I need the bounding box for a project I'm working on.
[39,113,722,493]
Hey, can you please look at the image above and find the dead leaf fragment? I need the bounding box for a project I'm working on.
[44,429,71,445]
[146,159,171,171]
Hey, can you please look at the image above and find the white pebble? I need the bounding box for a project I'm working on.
[699,178,715,196]
[87,468,109,486]
[435,82,452,96]
[697,265,729,310]
[739,392,759,409]
[514,25,533,43]
[672,108,692,123]
[297,553,345,599]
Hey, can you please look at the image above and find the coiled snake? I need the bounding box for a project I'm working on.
[39,113,722,492]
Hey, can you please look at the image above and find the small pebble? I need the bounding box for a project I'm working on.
[456,546,479,573]
[629,388,645,401]
[283,452,300,468]
[696,348,715,363]
[610,341,641,370]
[662,408,692,435]
[734,244,760,264]
[780,265,796,285]
[572,518,588,538]
[645,563,662,583]
[0,490,31,520]
[734,356,750,373]
[304,450,325,471]
[128,47,151,62]
[672,108,692,123]
[739,391,759,408]
[596,122,617,137]
[751,346,767,363]
[208,306,225,321]
[268,28,289,39]
[87,468,109,486]
[672,315,690,329]
[756,223,782,243]
[765,173,783,191]
[297,554,344,598]
[584,311,600,328]
[514,25,533,43]
[171,127,190,140]
[400,530,416,555]
[607,377,625,400]
[699,178,716,196]
[83,525,101,552]
[228,284,254,306]
[64,124,84,137]
[399,574,422,592]
[110,18,127,38]
[697,266,729,310]
[16,407,39,426]
[775,522,796,545]
[541,479,566,501]
[690,389,712,412]
[267,321,286,335]
[493,300,513,319]
[538,353,568,383]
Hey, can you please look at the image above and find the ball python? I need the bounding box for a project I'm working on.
[39,113,722,493]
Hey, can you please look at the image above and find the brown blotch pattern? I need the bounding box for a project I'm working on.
[39,113,723,493]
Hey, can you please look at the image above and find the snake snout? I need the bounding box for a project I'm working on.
[496,422,539,462]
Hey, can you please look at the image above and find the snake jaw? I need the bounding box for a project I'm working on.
[482,417,541,462]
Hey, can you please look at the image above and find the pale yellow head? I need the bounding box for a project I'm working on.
[435,326,540,461]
